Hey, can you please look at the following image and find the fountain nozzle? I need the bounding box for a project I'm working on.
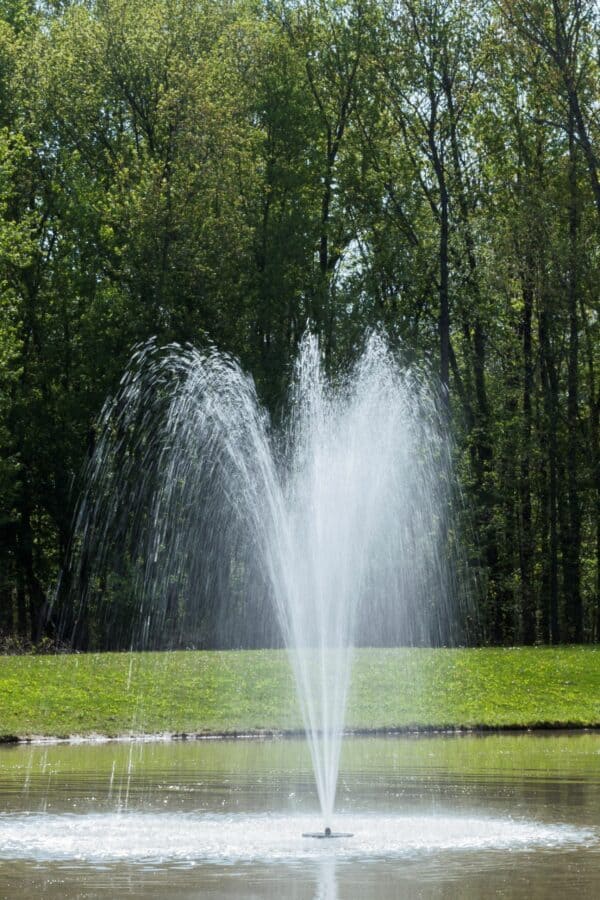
[302,826,353,839]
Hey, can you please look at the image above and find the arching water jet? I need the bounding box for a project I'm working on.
[59,331,465,833]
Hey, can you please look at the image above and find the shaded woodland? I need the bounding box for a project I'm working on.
[0,0,598,647]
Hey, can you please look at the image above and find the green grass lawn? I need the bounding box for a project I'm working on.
[0,646,599,740]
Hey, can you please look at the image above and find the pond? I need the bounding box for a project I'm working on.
[0,732,598,897]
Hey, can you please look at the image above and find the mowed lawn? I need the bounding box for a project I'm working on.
[0,646,599,740]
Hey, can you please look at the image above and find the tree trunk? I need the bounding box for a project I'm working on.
[520,264,536,642]
[21,492,47,644]
[563,70,600,222]
[565,115,582,640]
[538,451,551,643]
[539,305,560,642]
[437,162,450,395]
[581,300,600,640]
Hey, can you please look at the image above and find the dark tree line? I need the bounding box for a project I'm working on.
[0,0,598,648]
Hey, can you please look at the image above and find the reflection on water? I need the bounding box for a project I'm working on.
[317,857,337,900]
[0,733,599,897]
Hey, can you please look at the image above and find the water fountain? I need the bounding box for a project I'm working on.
[1,333,598,895]
[59,330,460,835]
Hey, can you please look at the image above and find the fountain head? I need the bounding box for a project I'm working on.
[302,827,354,839]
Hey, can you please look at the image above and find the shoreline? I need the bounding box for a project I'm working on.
[2,721,600,747]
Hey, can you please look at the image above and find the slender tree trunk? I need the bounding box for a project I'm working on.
[539,306,560,642]
[592,395,600,641]
[581,299,600,640]
[538,451,551,642]
[437,165,450,395]
[565,115,582,640]
[16,482,47,644]
[520,265,536,642]
[596,457,600,641]
[16,574,27,639]
[563,71,600,222]
[0,587,13,637]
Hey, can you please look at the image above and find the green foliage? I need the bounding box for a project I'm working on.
[0,0,598,646]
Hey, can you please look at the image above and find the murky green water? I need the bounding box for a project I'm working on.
[0,732,599,897]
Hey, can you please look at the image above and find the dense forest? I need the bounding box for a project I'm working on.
[0,0,598,649]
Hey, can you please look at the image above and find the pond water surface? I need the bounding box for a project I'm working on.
[0,732,599,897]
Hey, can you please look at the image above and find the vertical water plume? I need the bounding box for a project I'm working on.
[57,331,467,827]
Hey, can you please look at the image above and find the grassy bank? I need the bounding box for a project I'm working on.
[0,647,599,740]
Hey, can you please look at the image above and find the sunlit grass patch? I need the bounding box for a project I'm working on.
[0,646,598,740]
